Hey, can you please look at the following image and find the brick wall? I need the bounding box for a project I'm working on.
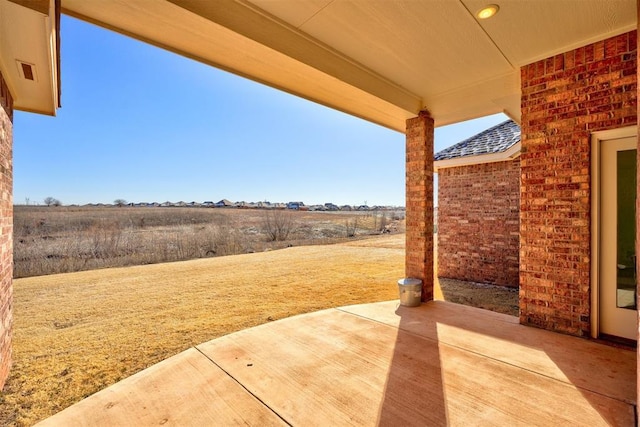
[406,111,434,301]
[0,70,12,390]
[520,31,637,336]
[438,158,520,287]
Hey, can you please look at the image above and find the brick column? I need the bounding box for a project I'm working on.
[406,111,434,301]
[0,70,12,390]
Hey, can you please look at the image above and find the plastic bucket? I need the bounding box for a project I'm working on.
[398,278,422,307]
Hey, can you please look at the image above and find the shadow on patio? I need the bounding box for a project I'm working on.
[37,299,635,426]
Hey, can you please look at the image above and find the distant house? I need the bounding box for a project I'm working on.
[215,199,234,208]
[435,119,520,287]
[287,201,305,210]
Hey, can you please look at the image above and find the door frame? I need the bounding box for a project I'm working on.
[590,125,638,339]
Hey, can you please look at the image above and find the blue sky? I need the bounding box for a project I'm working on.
[14,16,508,207]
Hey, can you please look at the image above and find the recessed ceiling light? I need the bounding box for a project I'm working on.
[477,4,499,19]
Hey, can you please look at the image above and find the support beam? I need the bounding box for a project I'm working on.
[165,0,422,115]
[405,111,434,301]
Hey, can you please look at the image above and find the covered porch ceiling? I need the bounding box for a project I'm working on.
[61,0,636,132]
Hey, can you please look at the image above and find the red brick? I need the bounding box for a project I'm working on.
[437,158,520,287]
[0,70,11,390]
[520,31,637,337]
[406,112,434,301]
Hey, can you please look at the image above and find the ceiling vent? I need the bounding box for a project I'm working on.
[16,60,37,82]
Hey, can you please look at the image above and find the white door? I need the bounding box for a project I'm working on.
[600,136,637,341]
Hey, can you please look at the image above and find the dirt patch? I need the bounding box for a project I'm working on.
[437,278,519,317]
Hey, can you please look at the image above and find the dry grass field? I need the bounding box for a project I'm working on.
[14,206,403,278]
[1,228,517,426]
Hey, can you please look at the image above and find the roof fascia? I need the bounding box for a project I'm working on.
[434,141,521,172]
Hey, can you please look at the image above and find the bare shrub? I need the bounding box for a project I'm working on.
[88,221,123,259]
[262,210,295,241]
[345,216,359,237]
[378,212,388,232]
[392,211,405,221]
[209,225,246,256]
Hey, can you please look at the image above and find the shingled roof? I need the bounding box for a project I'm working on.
[435,120,520,161]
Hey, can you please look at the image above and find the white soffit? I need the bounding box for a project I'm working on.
[0,0,58,115]
[61,0,637,131]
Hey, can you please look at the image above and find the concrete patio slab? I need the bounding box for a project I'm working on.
[37,300,636,426]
